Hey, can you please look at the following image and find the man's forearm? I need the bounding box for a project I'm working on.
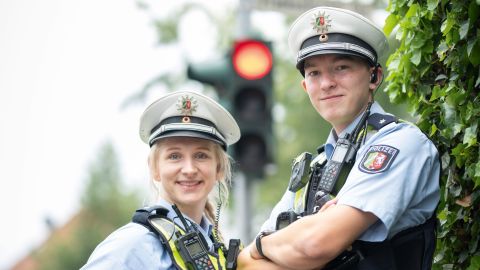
[252,205,377,269]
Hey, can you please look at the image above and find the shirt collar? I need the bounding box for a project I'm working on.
[326,101,386,146]
[155,198,213,235]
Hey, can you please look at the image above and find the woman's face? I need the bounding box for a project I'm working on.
[154,137,220,211]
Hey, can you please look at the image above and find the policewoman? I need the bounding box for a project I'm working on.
[237,6,440,270]
[81,90,240,270]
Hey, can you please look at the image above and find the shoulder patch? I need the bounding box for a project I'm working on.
[359,144,399,174]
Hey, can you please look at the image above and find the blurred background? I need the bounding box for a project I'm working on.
[0,0,404,269]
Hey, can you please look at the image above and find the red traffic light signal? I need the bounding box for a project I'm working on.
[232,40,273,80]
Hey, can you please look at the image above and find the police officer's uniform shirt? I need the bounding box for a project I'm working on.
[260,102,440,242]
[80,199,215,270]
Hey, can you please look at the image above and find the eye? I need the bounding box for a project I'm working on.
[194,152,210,160]
[168,153,181,160]
[306,70,320,77]
[335,65,349,71]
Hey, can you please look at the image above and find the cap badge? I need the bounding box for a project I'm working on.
[176,94,198,122]
[311,11,331,42]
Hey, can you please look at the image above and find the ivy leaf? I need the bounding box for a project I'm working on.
[467,39,480,66]
[459,20,469,40]
[467,255,480,270]
[427,0,440,11]
[430,123,438,136]
[384,14,399,36]
[441,12,455,36]
[411,50,422,65]
[429,86,441,101]
[405,3,419,19]
[476,69,480,88]
[463,123,478,147]
[475,162,480,188]
[470,1,480,22]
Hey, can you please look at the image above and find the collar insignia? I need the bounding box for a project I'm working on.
[176,94,198,116]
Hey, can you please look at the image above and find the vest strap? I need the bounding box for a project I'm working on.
[131,206,227,270]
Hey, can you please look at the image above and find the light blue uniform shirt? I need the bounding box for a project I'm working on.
[80,199,214,270]
[261,102,440,242]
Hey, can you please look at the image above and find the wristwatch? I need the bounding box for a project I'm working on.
[255,230,275,260]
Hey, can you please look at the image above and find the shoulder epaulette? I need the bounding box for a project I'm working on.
[367,113,397,130]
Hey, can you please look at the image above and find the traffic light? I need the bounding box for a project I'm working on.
[187,39,273,179]
[230,39,273,178]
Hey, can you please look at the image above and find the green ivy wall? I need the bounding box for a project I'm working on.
[384,0,480,269]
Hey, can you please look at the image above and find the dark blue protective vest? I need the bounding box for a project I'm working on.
[309,113,438,270]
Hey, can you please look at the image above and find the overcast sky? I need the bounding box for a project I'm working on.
[0,0,182,268]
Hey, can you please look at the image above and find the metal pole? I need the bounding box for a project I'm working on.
[234,0,253,242]
[233,172,252,242]
[236,0,252,38]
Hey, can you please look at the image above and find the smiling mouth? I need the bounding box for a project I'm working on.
[321,95,343,101]
[177,181,202,187]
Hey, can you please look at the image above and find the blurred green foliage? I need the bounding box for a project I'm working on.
[32,142,140,270]
[384,0,480,268]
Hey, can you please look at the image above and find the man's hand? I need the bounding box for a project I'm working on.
[319,198,338,212]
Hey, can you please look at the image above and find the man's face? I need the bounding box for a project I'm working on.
[302,54,377,133]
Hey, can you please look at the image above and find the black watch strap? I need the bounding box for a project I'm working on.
[255,230,274,260]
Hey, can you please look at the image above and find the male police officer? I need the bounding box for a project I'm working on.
[237,6,440,270]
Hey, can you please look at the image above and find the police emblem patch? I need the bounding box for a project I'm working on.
[176,94,198,116]
[359,144,399,174]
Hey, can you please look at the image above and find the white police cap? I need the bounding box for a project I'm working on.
[288,6,389,74]
[139,90,240,149]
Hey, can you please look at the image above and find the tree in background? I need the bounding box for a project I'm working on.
[29,141,140,270]
[384,0,480,268]
[132,0,406,210]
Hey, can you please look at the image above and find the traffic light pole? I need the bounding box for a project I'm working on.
[233,172,253,243]
[235,0,254,243]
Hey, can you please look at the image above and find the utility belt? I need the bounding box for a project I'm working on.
[275,111,437,270]
[132,205,241,270]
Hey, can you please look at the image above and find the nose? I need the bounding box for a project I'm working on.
[181,157,198,176]
[319,72,336,90]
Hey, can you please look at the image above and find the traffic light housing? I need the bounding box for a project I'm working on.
[230,39,273,178]
[187,39,273,179]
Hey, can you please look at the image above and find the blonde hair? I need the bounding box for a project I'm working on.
[147,139,232,226]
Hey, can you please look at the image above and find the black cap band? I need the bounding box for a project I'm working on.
[149,116,227,149]
[297,33,377,75]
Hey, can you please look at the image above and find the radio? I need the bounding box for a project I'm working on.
[172,205,215,270]
[288,152,313,192]
[318,136,356,195]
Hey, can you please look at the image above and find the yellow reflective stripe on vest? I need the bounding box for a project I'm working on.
[294,181,309,212]
[294,151,327,211]
[149,217,226,270]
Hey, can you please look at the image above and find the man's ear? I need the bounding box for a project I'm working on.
[301,79,307,92]
[369,65,383,90]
